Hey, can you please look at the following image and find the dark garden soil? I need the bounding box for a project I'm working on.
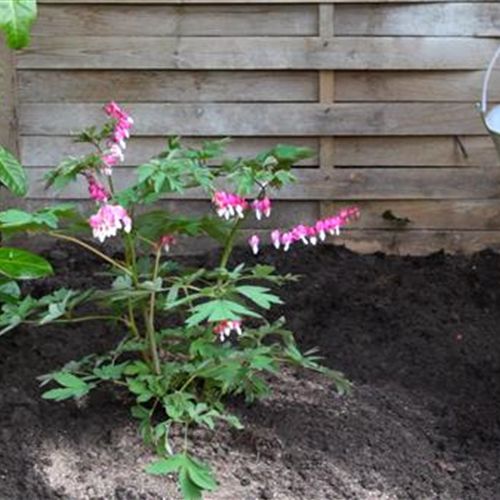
[1,243,500,500]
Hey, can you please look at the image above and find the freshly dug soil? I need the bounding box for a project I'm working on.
[1,243,500,500]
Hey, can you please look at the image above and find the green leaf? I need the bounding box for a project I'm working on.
[93,362,128,381]
[0,247,53,280]
[221,414,244,430]
[185,301,219,327]
[165,283,180,307]
[135,210,203,243]
[123,360,151,376]
[0,145,27,195]
[199,216,230,244]
[0,205,75,234]
[45,156,99,191]
[0,279,20,303]
[127,378,148,395]
[0,295,37,335]
[42,372,92,401]
[0,209,33,228]
[179,467,203,500]
[0,0,37,50]
[265,144,314,165]
[41,387,85,402]
[252,265,276,278]
[237,285,283,309]
[131,404,150,420]
[53,372,88,390]
[186,299,260,328]
[207,300,260,322]
[38,302,65,325]
[145,455,185,476]
[163,392,197,421]
[137,163,157,184]
[185,457,217,491]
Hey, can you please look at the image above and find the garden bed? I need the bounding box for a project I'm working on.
[1,243,499,500]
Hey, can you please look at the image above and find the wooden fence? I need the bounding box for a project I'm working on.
[2,0,500,254]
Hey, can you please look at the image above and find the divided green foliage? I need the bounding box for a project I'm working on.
[0,107,351,500]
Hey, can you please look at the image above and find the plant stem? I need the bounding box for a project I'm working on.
[146,247,162,375]
[127,300,140,339]
[179,373,198,393]
[48,232,132,276]
[219,218,242,270]
[29,315,128,326]
[183,422,190,453]
[107,175,116,197]
[124,232,139,284]
[123,232,142,339]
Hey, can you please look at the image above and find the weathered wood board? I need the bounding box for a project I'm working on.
[18,103,486,136]
[17,37,500,70]
[2,1,500,255]
[25,168,500,201]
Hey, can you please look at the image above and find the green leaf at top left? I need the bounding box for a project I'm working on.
[0,0,37,50]
[0,247,52,280]
[0,145,27,196]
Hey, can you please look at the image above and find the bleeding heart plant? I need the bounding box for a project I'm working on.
[0,102,359,499]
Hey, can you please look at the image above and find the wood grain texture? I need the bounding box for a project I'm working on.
[20,136,319,167]
[319,4,336,170]
[22,135,497,169]
[334,137,499,167]
[17,37,500,70]
[18,103,485,137]
[34,4,317,37]
[18,70,318,103]
[0,43,20,211]
[321,200,500,230]
[17,198,320,232]
[167,230,500,256]
[0,43,19,155]
[332,230,500,255]
[335,3,500,37]
[20,69,497,104]
[12,0,500,255]
[336,70,500,102]
[36,0,500,4]
[24,168,500,201]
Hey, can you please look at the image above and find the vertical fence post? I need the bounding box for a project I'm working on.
[318,3,338,227]
[318,3,335,171]
[0,42,20,210]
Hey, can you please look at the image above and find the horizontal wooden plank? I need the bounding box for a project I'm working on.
[151,200,320,230]
[17,70,318,103]
[173,229,500,256]
[24,168,500,200]
[35,4,317,37]
[28,136,495,170]
[333,230,500,255]
[36,0,500,4]
[336,70,500,102]
[20,136,319,167]
[19,69,498,104]
[14,199,320,231]
[18,37,500,70]
[335,137,499,167]
[19,103,485,137]
[10,213,499,258]
[321,200,500,230]
[126,228,500,257]
[336,3,500,37]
